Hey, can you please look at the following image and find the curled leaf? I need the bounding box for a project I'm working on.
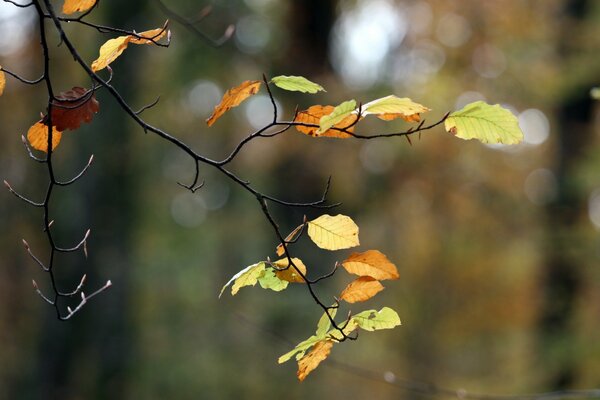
[342,250,399,280]
[271,75,325,94]
[339,276,384,303]
[307,214,359,250]
[206,80,262,127]
[129,24,169,45]
[27,121,62,153]
[297,340,333,381]
[48,87,99,131]
[62,0,97,14]
[275,224,304,256]
[219,262,266,297]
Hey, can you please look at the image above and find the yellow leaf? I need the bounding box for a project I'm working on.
[361,95,430,122]
[272,257,307,283]
[91,36,131,72]
[339,276,384,303]
[0,67,5,96]
[307,214,359,250]
[294,105,357,138]
[129,25,169,45]
[275,224,304,256]
[297,340,333,381]
[342,250,399,280]
[27,121,62,153]
[62,0,97,14]
[206,80,262,127]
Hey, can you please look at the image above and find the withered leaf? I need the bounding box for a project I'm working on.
[48,87,99,131]
[339,276,384,303]
[27,121,62,153]
[206,80,262,127]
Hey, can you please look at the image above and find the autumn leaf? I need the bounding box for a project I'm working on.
[129,24,169,45]
[297,340,333,381]
[206,80,262,127]
[307,214,359,250]
[350,307,401,331]
[275,224,304,256]
[272,257,307,283]
[271,75,325,94]
[361,95,430,122]
[318,100,357,134]
[62,0,97,14]
[279,308,337,364]
[445,101,523,144]
[342,250,399,280]
[257,269,289,292]
[47,87,99,131]
[219,262,266,297]
[0,67,5,96]
[339,276,384,303]
[294,105,356,138]
[27,121,62,153]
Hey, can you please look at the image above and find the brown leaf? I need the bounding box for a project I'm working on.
[48,87,100,131]
[297,340,333,381]
[0,67,5,96]
[294,105,357,138]
[342,250,399,280]
[62,0,97,14]
[272,257,307,283]
[275,224,304,256]
[27,121,62,153]
[206,80,262,127]
[339,276,384,303]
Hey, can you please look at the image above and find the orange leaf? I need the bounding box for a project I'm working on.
[342,250,399,280]
[297,340,333,381]
[339,276,384,303]
[294,105,357,138]
[62,0,97,14]
[272,257,307,283]
[91,36,131,72]
[206,80,262,126]
[48,87,99,131]
[275,224,304,256]
[27,121,62,153]
[377,112,421,122]
[129,24,169,45]
[0,68,5,96]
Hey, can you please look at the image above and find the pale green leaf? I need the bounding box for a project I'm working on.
[258,268,289,292]
[361,95,429,122]
[278,335,324,364]
[350,307,401,331]
[315,307,338,338]
[318,100,356,134]
[445,101,523,145]
[219,262,266,297]
[271,75,325,94]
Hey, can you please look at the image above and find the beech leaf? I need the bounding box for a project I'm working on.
[342,250,399,280]
[294,105,356,138]
[275,224,304,256]
[0,67,5,96]
[318,100,357,134]
[297,340,333,381]
[257,269,289,292]
[350,307,401,331]
[129,25,169,45]
[339,276,384,303]
[62,0,97,14]
[445,101,523,144]
[27,121,62,153]
[48,87,100,131]
[307,214,360,250]
[315,307,338,337]
[272,257,307,283]
[219,262,266,297]
[361,95,430,122]
[206,80,262,127]
[271,75,325,94]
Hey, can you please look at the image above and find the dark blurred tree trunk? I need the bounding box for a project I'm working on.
[537,0,595,388]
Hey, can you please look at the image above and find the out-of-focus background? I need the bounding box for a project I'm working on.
[1,0,599,398]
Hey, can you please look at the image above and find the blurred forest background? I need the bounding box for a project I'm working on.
[1,0,599,398]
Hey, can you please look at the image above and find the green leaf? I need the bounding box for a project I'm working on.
[258,268,289,292]
[278,335,324,364]
[219,262,266,297]
[315,307,338,337]
[271,75,325,94]
[318,100,357,134]
[350,307,401,331]
[445,101,523,145]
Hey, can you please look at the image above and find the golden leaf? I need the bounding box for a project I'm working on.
[206,80,262,127]
[307,214,359,251]
[91,36,131,72]
[62,0,97,14]
[339,276,384,303]
[294,105,357,138]
[297,340,333,381]
[129,25,169,45]
[27,121,62,153]
[0,67,5,96]
[273,257,307,283]
[275,224,304,256]
[342,250,399,280]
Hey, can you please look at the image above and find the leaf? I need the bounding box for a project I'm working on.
[0,67,5,96]
[278,335,324,364]
[272,257,307,283]
[219,262,266,297]
[275,224,304,256]
[339,276,384,303]
[271,75,325,94]
[48,87,100,131]
[91,36,131,72]
[27,121,62,153]
[206,80,262,126]
[297,340,333,381]
[62,0,97,14]
[129,25,169,45]
[257,268,289,292]
[350,307,401,331]
[307,214,359,250]
[294,105,356,138]
[342,250,399,280]
[315,307,337,337]
[318,100,357,134]
[445,101,523,145]
[361,95,430,122]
